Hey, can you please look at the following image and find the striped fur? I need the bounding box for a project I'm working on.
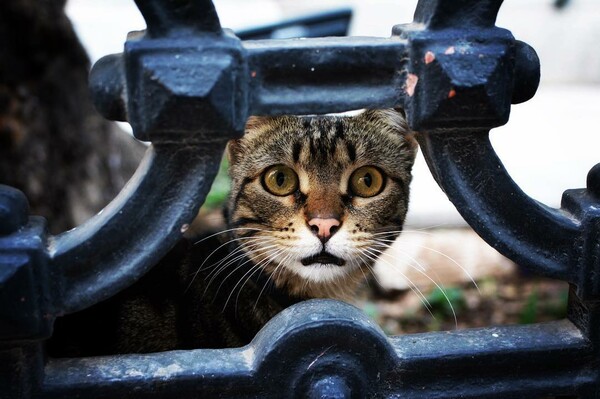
[227,110,418,299]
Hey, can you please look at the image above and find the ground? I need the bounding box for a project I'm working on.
[357,272,569,335]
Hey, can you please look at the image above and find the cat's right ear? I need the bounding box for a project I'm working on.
[228,116,273,164]
[245,115,273,131]
[227,139,242,165]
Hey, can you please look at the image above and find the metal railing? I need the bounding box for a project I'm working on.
[1,0,599,397]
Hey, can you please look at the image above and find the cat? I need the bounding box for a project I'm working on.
[47,109,417,355]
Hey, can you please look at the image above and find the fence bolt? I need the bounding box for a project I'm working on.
[0,185,29,235]
[587,163,600,198]
[307,375,351,399]
[512,40,540,104]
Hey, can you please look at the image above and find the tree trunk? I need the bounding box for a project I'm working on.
[0,0,145,234]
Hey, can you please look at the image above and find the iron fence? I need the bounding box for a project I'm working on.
[1,0,599,397]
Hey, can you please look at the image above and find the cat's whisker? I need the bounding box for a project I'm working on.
[362,250,438,322]
[202,240,274,283]
[369,246,458,328]
[376,244,447,292]
[202,248,251,286]
[210,248,278,304]
[202,257,250,300]
[236,248,289,308]
[202,243,250,273]
[230,262,266,312]
[366,239,427,272]
[253,252,290,309]
[249,249,295,310]
[372,229,434,237]
[359,247,434,315]
[204,243,281,298]
[224,248,286,311]
[254,252,292,309]
[372,238,461,306]
[185,236,277,293]
[372,240,450,305]
[355,256,371,288]
[234,260,271,314]
[413,223,450,231]
[365,250,435,320]
[208,244,277,292]
[194,235,275,275]
[192,227,265,246]
[270,253,290,283]
[369,244,439,295]
[354,250,380,289]
[375,237,480,293]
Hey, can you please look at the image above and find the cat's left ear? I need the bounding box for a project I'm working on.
[360,108,418,152]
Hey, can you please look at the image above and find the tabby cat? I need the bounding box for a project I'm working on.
[48,109,417,355]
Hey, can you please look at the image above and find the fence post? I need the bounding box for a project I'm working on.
[3,0,598,397]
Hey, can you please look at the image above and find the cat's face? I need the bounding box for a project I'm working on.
[227,110,417,299]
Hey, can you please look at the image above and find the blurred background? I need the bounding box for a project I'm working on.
[6,0,599,333]
[65,0,600,224]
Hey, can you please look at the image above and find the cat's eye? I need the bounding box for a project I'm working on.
[262,165,299,196]
[349,166,385,198]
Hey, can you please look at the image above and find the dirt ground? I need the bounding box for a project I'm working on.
[356,273,569,335]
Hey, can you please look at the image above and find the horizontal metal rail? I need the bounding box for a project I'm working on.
[40,301,595,398]
[245,37,407,115]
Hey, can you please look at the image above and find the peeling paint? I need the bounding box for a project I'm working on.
[445,46,455,55]
[125,369,144,377]
[180,223,189,233]
[153,364,183,378]
[405,73,418,97]
[307,346,334,370]
[241,347,255,368]
[424,51,435,64]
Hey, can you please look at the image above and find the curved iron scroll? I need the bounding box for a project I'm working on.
[2,0,600,398]
[50,143,225,314]
[40,300,596,398]
[418,131,580,280]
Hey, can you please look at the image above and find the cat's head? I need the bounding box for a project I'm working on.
[227,110,417,299]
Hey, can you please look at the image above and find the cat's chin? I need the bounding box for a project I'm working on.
[291,261,350,283]
[266,260,363,300]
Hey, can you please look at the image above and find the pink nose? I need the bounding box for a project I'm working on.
[308,218,341,242]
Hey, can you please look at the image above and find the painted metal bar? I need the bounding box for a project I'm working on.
[40,301,594,398]
[50,143,225,314]
[418,131,581,282]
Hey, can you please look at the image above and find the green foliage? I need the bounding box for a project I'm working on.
[202,156,231,210]
[519,288,539,324]
[426,286,466,318]
[519,284,568,324]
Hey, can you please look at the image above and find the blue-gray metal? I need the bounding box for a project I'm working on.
[235,8,352,40]
[0,0,598,398]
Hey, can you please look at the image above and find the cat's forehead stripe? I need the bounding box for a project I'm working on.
[235,112,415,182]
[345,141,356,162]
[334,120,345,139]
[292,141,302,163]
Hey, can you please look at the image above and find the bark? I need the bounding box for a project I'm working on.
[0,0,145,234]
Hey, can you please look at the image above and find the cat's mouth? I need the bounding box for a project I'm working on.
[301,252,346,267]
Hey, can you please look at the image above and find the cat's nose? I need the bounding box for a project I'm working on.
[308,218,341,243]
